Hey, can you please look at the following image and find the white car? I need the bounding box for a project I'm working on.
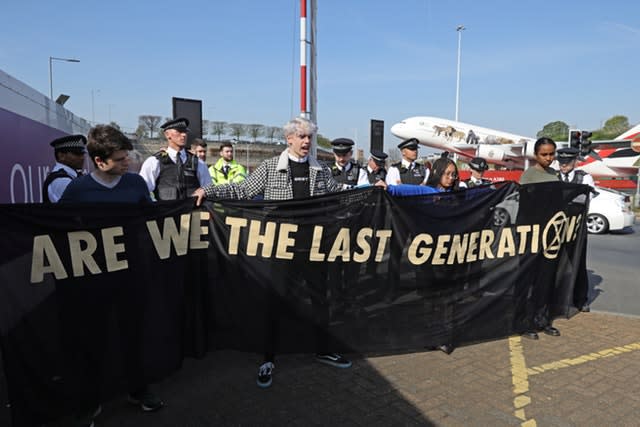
[491,186,635,234]
[587,187,635,234]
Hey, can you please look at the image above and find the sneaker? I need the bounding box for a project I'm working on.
[72,404,100,427]
[91,404,102,419]
[127,390,164,412]
[257,362,274,388]
[315,353,352,368]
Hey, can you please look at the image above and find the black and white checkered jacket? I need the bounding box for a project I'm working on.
[203,149,347,200]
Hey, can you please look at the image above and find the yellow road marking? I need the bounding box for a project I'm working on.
[509,336,537,426]
[527,341,640,376]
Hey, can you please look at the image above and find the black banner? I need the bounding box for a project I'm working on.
[0,182,590,426]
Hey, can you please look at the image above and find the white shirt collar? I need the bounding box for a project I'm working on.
[167,147,184,162]
[288,152,309,163]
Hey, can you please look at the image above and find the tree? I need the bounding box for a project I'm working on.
[228,123,246,142]
[316,134,331,149]
[135,125,146,139]
[246,124,264,142]
[536,121,569,141]
[601,115,630,139]
[264,126,282,143]
[138,115,162,138]
[211,121,227,141]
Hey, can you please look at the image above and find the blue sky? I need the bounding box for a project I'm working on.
[2,0,638,154]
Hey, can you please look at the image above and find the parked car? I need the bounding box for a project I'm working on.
[490,187,635,234]
[587,187,635,234]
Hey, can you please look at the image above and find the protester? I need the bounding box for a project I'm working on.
[519,137,559,184]
[42,134,87,203]
[329,138,368,185]
[59,125,162,426]
[386,138,429,185]
[366,150,388,183]
[516,137,561,339]
[425,154,466,191]
[190,138,208,164]
[194,117,379,389]
[464,157,492,187]
[209,142,247,185]
[139,117,212,200]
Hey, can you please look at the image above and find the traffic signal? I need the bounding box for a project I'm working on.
[580,131,593,157]
[569,130,581,149]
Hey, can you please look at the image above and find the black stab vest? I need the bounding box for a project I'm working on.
[153,151,200,200]
[392,162,427,185]
[331,161,361,184]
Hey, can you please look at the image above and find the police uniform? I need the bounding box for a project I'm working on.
[386,138,428,185]
[329,138,368,186]
[556,148,593,312]
[139,117,212,200]
[366,150,388,184]
[42,134,87,203]
[464,157,492,188]
[556,148,595,186]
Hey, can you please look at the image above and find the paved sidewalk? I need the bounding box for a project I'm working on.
[3,311,635,427]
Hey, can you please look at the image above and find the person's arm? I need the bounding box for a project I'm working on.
[385,166,401,185]
[138,157,160,192]
[48,177,73,203]
[357,168,369,186]
[197,159,213,187]
[194,160,267,205]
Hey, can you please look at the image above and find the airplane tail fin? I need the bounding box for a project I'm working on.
[615,123,640,140]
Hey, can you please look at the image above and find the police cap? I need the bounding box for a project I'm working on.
[469,157,489,172]
[370,149,388,165]
[556,147,580,164]
[331,138,354,154]
[397,138,419,150]
[49,134,87,153]
[161,117,190,132]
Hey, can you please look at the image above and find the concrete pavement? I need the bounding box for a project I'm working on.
[69,312,640,426]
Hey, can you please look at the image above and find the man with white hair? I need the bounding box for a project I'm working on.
[195,117,378,389]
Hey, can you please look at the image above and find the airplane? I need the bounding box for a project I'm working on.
[390,116,640,178]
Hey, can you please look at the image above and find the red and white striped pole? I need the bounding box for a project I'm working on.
[300,0,308,119]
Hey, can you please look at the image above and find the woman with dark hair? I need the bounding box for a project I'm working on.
[426,155,466,191]
[519,137,559,184]
[516,137,561,340]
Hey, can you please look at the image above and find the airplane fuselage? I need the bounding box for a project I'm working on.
[391,116,640,177]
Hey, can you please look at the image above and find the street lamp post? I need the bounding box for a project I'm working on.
[49,56,80,100]
[91,89,101,124]
[455,25,465,122]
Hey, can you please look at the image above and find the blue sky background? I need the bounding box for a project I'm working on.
[2,0,638,154]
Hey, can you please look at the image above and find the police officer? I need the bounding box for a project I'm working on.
[139,117,212,200]
[556,147,595,187]
[329,138,368,185]
[42,134,87,203]
[556,147,594,313]
[366,150,388,183]
[386,138,429,185]
[464,157,492,187]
